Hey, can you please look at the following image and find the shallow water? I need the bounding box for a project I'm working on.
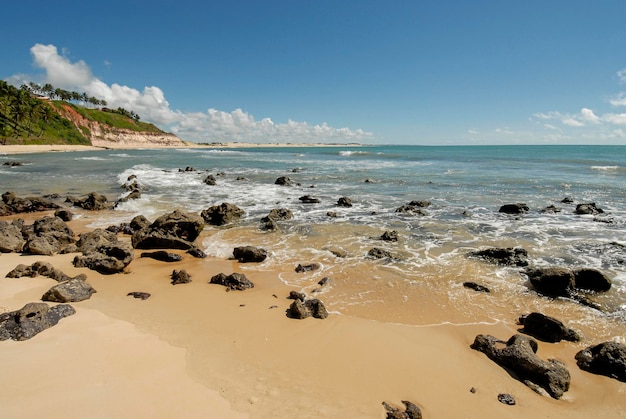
[2,145,625,340]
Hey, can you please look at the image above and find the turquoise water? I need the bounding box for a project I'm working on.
[1,145,625,328]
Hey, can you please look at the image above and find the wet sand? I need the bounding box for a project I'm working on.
[1,211,625,418]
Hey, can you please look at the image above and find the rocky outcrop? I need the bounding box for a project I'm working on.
[6,261,86,283]
[22,216,76,256]
[525,267,612,298]
[233,246,267,263]
[200,203,244,226]
[286,298,329,319]
[471,334,570,399]
[380,230,398,242]
[499,203,529,215]
[42,278,96,303]
[132,210,204,249]
[518,312,582,343]
[66,192,111,210]
[73,241,134,274]
[382,400,422,419]
[575,203,603,215]
[141,251,183,262]
[575,341,626,382]
[171,269,192,285]
[337,196,353,207]
[469,247,529,267]
[1,191,60,215]
[209,272,254,290]
[0,302,75,341]
[261,208,293,230]
[0,220,25,252]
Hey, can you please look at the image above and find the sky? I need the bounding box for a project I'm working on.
[2,0,626,145]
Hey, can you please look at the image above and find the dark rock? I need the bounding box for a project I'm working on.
[337,196,353,207]
[116,189,141,203]
[299,195,320,204]
[73,242,134,274]
[288,291,306,301]
[179,166,196,172]
[0,302,76,341]
[41,278,96,303]
[380,230,398,242]
[201,203,244,226]
[525,267,575,297]
[318,277,331,286]
[275,176,294,186]
[573,268,612,292]
[209,272,254,290]
[171,269,192,285]
[295,263,321,273]
[141,251,183,262]
[463,282,491,293]
[233,246,267,263]
[129,215,151,232]
[518,312,582,343]
[0,220,25,253]
[575,203,603,215]
[2,191,60,214]
[6,261,85,283]
[470,334,570,399]
[133,210,205,249]
[54,209,73,221]
[67,192,110,210]
[382,400,422,419]
[575,341,626,382]
[187,247,207,258]
[3,161,24,166]
[561,197,574,204]
[127,292,151,300]
[75,229,118,253]
[305,299,329,319]
[326,211,337,218]
[469,247,529,267]
[395,201,429,215]
[286,300,309,319]
[203,174,217,185]
[499,203,529,215]
[261,208,293,231]
[497,394,516,405]
[541,205,561,213]
[367,247,392,259]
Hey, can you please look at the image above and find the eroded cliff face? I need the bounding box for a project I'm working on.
[57,104,188,148]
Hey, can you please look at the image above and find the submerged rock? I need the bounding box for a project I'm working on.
[469,247,528,267]
[499,203,529,215]
[463,282,491,293]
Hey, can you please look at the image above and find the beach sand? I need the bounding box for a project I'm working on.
[1,210,625,418]
[0,142,360,155]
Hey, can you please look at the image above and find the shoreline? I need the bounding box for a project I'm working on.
[1,208,625,417]
[0,142,363,155]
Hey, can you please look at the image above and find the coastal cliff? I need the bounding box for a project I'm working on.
[54,103,188,148]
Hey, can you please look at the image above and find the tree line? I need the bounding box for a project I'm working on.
[0,80,140,141]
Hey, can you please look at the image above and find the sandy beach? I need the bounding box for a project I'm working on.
[0,142,361,155]
[1,206,625,419]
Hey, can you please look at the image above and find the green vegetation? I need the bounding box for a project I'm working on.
[0,80,166,145]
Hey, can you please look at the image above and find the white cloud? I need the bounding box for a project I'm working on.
[9,43,373,144]
[602,113,626,125]
[580,108,600,123]
[609,93,626,107]
[618,68,626,83]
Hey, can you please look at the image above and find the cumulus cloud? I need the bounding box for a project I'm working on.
[618,68,626,83]
[609,93,626,107]
[534,107,624,128]
[8,43,373,144]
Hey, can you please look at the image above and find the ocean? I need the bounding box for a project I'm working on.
[1,145,625,339]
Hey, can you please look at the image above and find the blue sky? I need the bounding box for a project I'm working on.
[2,0,626,145]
